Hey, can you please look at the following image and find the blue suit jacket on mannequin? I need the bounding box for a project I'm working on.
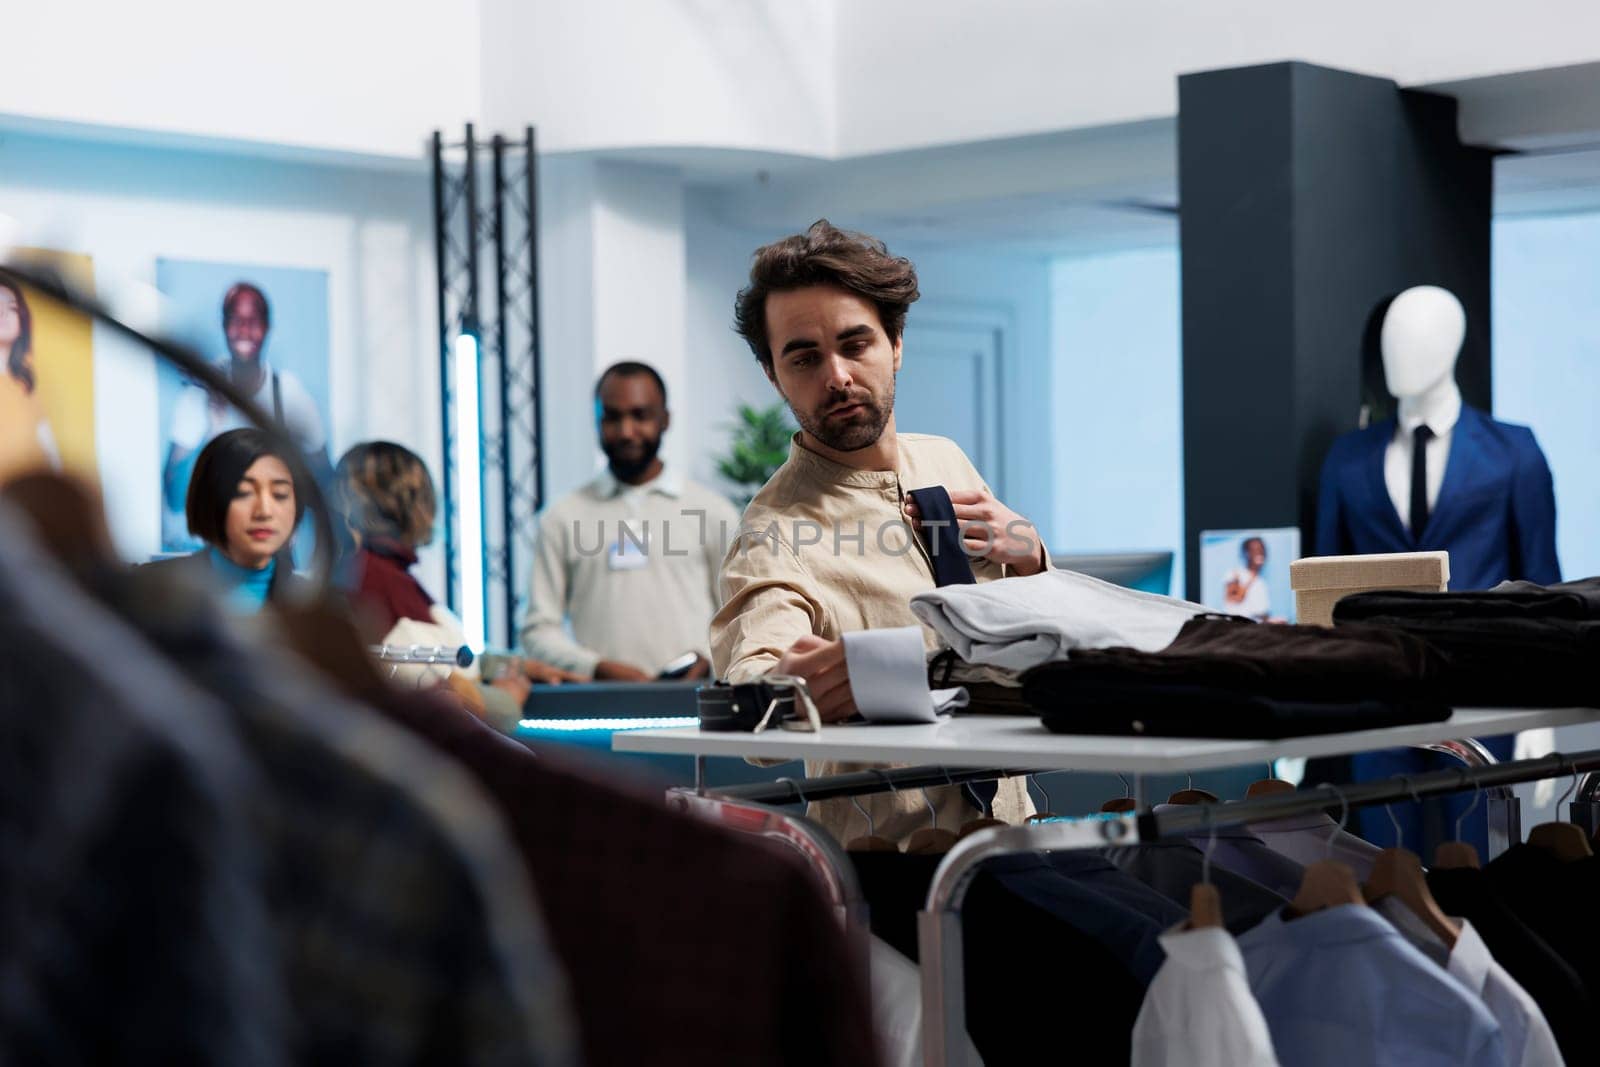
[1315,404,1560,590]
[1316,404,1560,855]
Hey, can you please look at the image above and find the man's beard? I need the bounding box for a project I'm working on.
[603,433,662,482]
[790,380,894,453]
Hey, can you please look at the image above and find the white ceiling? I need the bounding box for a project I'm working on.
[677,61,1600,259]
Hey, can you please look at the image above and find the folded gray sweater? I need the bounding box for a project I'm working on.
[909,568,1206,672]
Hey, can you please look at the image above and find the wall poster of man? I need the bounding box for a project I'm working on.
[1199,526,1300,623]
[155,258,331,554]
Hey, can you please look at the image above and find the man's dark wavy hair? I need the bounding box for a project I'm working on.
[734,219,920,370]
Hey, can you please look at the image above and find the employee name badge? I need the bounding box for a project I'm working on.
[607,530,649,571]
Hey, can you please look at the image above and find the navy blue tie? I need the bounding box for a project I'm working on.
[907,485,976,586]
[1410,425,1434,542]
[907,485,993,812]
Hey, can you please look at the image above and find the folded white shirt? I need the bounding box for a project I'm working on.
[909,568,1206,672]
[842,626,967,723]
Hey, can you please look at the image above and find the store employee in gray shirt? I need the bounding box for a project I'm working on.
[521,362,740,681]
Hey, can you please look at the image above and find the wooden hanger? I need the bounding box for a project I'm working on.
[1289,860,1366,916]
[1528,764,1593,861]
[1288,785,1365,918]
[1366,847,1460,947]
[1167,775,1220,806]
[1434,782,1484,869]
[903,786,958,855]
[1433,841,1481,869]
[958,817,1007,840]
[845,793,898,853]
[1189,883,1223,928]
[1527,821,1593,861]
[1246,778,1296,798]
[1024,774,1058,822]
[904,827,958,855]
[1099,773,1137,813]
[1188,814,1225,929]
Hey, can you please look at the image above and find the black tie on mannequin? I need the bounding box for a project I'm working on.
[1410,424,1434,541]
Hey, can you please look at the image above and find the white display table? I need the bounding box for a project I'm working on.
[612,706,1600,774]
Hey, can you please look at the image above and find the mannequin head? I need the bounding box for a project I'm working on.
[1380,286,1464,399]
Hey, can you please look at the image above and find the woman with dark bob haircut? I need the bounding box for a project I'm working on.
[147,426,305,612]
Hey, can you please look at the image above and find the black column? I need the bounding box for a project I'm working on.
[1179,61,1492,599]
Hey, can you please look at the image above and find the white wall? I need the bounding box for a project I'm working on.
[479,0,835,157]
[0,128,444,589]
[892,243,1056,540]
[537,160,701,503]
[1049,247,1185,592]
[835,0,1600,155]
[682,192,786,494]
[0,1,481,160]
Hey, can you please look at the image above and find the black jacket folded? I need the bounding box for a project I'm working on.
[1022,615,1451,738]
[1338,576,1600,622]
[1334,577,1600,707]
[1028,678,1449,738]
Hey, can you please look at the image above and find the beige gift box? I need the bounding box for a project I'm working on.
[1289,551,1450,627]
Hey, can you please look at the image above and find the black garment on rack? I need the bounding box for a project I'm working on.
[962,852,1185,1064]
[1334,577,1600,707]
[1099,840,1288,935]
[850,852,942,963]
[1429,865,1593,1062]
[1024,615,1451,737]
[1485,844,1600,1004]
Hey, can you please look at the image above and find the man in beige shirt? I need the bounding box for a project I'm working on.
[712,220,1043,843]
[522,362,740,680]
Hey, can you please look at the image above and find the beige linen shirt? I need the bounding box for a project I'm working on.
[711,433,1033,843]
[522,467,741,676]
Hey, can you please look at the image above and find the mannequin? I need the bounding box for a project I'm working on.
[1314,285,1560,856]
[1316,285,1560,592]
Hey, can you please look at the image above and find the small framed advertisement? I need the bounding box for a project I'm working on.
[1199,527,1300,623]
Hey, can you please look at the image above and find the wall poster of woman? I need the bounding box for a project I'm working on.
[0,249,97,476]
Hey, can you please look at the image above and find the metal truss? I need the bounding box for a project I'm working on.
[431,125,545,648]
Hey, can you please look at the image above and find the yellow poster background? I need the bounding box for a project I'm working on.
[15,248,97,475]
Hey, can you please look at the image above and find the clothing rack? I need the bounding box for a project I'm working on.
[918,743,1600,1067]
[368,643,475,668]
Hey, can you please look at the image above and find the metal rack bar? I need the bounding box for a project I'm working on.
[714,764,1031,805]
[667,789,867,928]
[429,129,456,609]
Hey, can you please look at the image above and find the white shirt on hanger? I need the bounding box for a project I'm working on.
[1384,390,1460,532]
[1375,898,1564,1067]
[1132,923,1280,1067]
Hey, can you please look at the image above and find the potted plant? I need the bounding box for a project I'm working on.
[717,402,794,506]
